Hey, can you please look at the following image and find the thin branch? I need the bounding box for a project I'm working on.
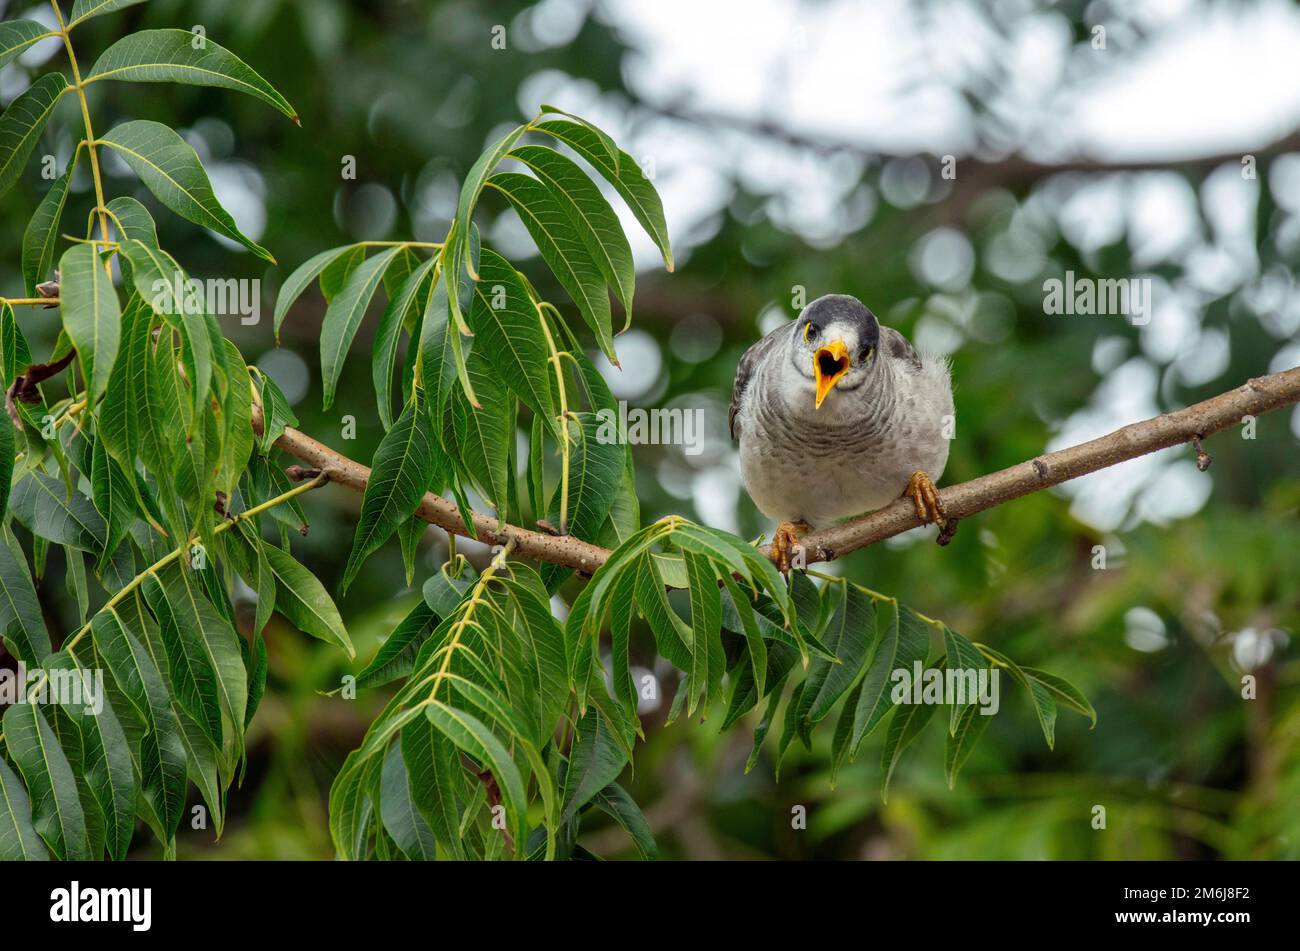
[251,405,609,573]
[255,365,1300,574]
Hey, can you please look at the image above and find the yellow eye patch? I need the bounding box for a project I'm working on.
[804,323,813,342]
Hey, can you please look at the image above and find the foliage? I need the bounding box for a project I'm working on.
[0,2,1101,861]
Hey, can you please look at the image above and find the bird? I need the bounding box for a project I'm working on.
[729,294,954,572]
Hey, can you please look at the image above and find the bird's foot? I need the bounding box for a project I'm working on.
[772,520,811,576]
[905,470,957,544]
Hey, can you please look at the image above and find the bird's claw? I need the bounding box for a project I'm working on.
[905,470,953,542]
[772,520,810,576]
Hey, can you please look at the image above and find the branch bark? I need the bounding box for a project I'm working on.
[251,406,609,574]
[255,365,1300,574]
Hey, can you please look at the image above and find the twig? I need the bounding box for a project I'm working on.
[254,365,1300,573]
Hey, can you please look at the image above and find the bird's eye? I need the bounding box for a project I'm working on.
[866,346,875,361]
[804,322,816,342]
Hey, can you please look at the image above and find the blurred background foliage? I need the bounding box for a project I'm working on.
[2,0,1298,859]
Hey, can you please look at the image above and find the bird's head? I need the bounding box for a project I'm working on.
[791,294,880,409]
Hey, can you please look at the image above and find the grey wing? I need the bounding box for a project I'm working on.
[729,327,784,440]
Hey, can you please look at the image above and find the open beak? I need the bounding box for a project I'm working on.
[813,338,850,409]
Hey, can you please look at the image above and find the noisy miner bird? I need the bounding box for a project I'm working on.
[730,294,954,571]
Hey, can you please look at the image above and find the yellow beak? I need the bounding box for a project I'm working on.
[813,338,850,409]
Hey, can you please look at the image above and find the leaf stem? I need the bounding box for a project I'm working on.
[806,568,948,629]
[419,536,516,704]
[60,474,329,654]
[0,298,59,306]
[49,2,111,256]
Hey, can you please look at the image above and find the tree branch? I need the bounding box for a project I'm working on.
[255,365,1300,576]
[251,406,609,574]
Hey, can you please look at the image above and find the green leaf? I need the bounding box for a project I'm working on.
[104,195,158,245]
[682,550,723,714]
[91,609,187,842]
[357,602,437,690]
[21,158,74,296]
[0,407,12,523]
[424,701,527,858]
[489,171,617,364]
[539,105,620,172]
[379,744,437,860]
[138,323,188,485]
[546,411,622,544]
[10,472,107,552]
[228,521,275,638]
[0,20,54,72]
[880,691,938,803]
[0,73,68,198]
[215,338,253,497]
[255,369,298,452]
[68,0,150,28]
[341,391,436,592]
[718,577,771,709]
[355,571,474,689]
[400,717,467,860]
[117,240,212,425]
[90,434,134,567]
[945,701,993,790]
[99,120,274,262]
[798,583,875,731]
[1,703,91,860]
[263,543,355,657]
[536,118,674,271]
[171,706,227,835]
[273,244,357,342]
[450,349,512,515]
[589,782,657,860]
[445,123,528,335]
[86,29,298,122]
[943,626,989,734]
[97,296,150,471]
[242,630,268,729]
[498,568,568,747]
[846,600,930,759]
[509,145,635,327]
[1022,666,1097,728]
[561,709,628,823]
[418,275,462,423]
[58,243,122,405]
[320,246,402,410]
[0,757,48,860]
[977,645,1058,749]
[0,302,32,389]
[374,254,435,429]
[329,747,381,859]
[43,654,138,860]
[0,527,50,664]
[141,565,248,763]
[468,248,555,428]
